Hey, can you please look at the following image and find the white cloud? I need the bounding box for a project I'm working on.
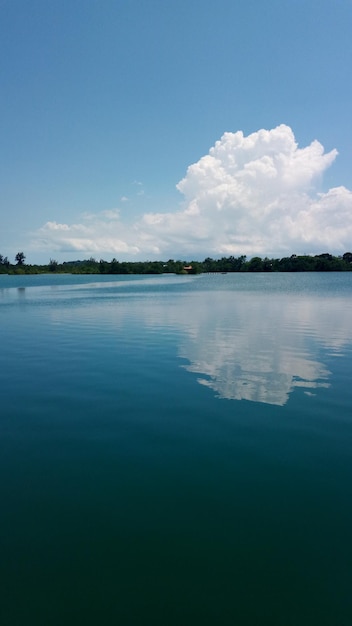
[101,209,120,220]
[35,216,141,256]
[32,125,352,259]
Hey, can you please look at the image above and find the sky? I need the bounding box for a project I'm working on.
[1,0,352,263]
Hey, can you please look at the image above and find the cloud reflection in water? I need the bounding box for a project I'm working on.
[163,290,350,406]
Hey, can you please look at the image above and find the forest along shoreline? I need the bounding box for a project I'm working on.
[1,252,352,275]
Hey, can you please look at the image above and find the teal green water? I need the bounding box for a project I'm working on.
[1,273,352,625]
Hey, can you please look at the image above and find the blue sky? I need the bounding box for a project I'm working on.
[1,0,352,263]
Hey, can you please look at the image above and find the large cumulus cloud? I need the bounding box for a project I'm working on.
[34,124,352,259]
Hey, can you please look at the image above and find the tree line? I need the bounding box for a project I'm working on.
[1,251,352,275]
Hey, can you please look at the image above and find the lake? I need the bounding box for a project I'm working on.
[1,272,352,625]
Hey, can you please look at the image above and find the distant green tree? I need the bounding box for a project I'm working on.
[203,257,217,272]
[314,253,340,271]
[110,258,120,273]
[164,259,184,273]
[49,258,58,272]
[99,259,109,274]
[188,261,202,274]
[247,256,263,272]
[232,255,247,271]
[15,252,26,266]
[262,257,273,271]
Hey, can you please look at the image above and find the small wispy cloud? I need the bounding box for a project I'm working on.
[101,209,120,220]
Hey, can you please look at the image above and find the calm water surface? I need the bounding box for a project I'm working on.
[1,272,352,625]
